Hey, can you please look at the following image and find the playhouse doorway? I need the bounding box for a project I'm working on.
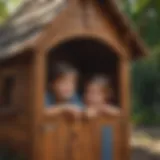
[47,38,119,105]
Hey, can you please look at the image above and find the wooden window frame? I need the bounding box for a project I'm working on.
[0,69,20,116]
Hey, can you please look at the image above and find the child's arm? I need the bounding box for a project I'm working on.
[45,105,65,117]
[45,104,85,120]
[99,105,120,116]
[62,104,82,119]
[83,107,99,119]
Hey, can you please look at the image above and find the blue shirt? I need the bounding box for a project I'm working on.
[45,91,83,108]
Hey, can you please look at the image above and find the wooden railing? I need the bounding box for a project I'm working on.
[42,107,122,160]
[0,106,123,160]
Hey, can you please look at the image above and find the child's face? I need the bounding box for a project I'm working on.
[84,83,106,106]
[52,73,77,101]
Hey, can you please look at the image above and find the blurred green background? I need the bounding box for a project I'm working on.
[121,0,160,126]
[0,0,160,126]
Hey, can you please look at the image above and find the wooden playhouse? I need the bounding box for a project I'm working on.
[0,0,147,160]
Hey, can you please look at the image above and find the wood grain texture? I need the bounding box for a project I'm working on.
[0,54,32,157]
[119,58,131,160]
[41,110,122,160]
[0,1,132,160]
[34,0,129,60]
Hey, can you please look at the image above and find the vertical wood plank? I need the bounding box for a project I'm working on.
[56,117,71,160]
[119,58,131,115]
[114,121,122,160]
[42,127,56,160]
[29,53,45,160]
[89,118,101,160]
[119,58,131,160]
[70,119,83,160]
[80,119,94,160]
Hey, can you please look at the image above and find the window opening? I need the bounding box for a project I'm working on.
[0,76,15,108]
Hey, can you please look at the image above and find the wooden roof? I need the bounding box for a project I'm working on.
[0,0,147,60]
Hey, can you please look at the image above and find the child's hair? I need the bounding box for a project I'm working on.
[84,74,113,96]
[85,75,108,87]
[49,62,78,82]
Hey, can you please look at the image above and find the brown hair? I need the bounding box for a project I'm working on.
[84,74,113,99]
[49,62,78,82]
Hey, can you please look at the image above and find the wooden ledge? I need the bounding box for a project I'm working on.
[44,105,122,123]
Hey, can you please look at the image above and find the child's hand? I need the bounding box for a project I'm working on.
[100,106,120,116]
[84,108,99,119]
[45,106,64,117]
[62,105,82,119]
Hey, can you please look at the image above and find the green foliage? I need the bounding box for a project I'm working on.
[0,0,22,23]
[122,0,160,126]
[0,1,8,23]
[131,53,160,126]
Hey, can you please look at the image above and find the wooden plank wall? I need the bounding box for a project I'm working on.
[42,113,121,160]
[0,54,33,157]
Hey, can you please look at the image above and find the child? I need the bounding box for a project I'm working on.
[83,75,120,160]
[45,62,83,117]
[83,75,120,116]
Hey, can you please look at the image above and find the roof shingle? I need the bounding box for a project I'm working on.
[0,0,66,59]
[0,0,147,60]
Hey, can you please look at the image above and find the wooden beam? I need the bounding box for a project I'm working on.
[29,52,45,160]
[119,58,131,115]
[119,58,131,160]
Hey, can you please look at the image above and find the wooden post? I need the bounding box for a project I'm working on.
[29,52,45,160]
[119,58,131,160]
